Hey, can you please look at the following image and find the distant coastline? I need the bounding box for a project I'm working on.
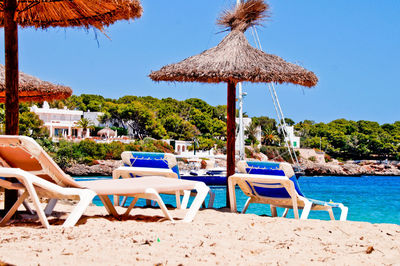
[65,159,400,177]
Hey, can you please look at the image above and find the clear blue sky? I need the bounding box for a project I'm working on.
[0,0,399,124]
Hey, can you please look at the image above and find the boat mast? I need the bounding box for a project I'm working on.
[237,0,246,161]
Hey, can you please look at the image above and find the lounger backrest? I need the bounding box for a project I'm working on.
[121,151,180,178]
[0,135,81,188]
[237,160,304,198]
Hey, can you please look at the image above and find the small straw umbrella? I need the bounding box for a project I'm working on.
[149,0,318,207]
[97,127,117,138]
[0,64,72,103]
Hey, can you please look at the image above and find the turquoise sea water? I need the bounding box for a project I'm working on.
[74,176,400,225]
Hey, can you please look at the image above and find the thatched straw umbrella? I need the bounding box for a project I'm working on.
[97,127,117,138]
[0,0,141,212]
[0,0,142,136]
[149,0,318,207]
[0,64,72,103]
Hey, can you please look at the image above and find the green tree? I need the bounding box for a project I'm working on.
[262,127,279,146]
[245,122,259,146]
[76,118,95,137]
[19,111,49,138]
[105,102,166,139]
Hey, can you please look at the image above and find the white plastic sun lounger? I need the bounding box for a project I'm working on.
[112,151,215,209]
[0,136,209,228]
[228,161,348,220]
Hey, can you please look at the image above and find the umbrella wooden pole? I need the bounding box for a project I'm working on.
[4,0,19,135]
[4,0,19,212]
[226,81,236,208]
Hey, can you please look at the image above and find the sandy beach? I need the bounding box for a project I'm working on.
[0,203,399,265]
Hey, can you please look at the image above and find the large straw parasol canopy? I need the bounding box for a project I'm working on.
[149,0,318,207]
[0,64,72,103]
[149,0,317,87]
[0,0,142,30]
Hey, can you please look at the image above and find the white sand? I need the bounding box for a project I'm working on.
[0,203,399,265]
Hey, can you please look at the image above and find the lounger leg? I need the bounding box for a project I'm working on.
[181,190,191,209]
[44,199,58,216]
[175,191,181,209]
[193,190,214,209]
[207,190,215,208]
[0,190,29,226]
[99,195,119,218]
[228,178,237,212]
[327,208,335,220]
[112,171,120,206]
[339,204,348,221]
[300,201,312,220]
[144,189,174,221]
[242,198,251,214]
[270,205,278,217]
[18,190,34,215]
[114,195,120,206]
[282,208,289,218]
[183,182,209,222]
[23,181,50,228]
[120,196,128,207]
[123,197,139,217]
[63,190,96,227]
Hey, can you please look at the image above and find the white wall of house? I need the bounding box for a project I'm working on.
[163,139,215,156]
[83,111,104,127]
[31,101,85,138]
[283,126,301,148]
[235,117,262,149]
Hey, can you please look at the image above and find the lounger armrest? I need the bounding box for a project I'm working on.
[112,166,178,179]
[0,168,93,197]
[229,173,290,183]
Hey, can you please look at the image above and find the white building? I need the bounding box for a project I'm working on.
[83,110,104,127]
[235,117,262,149]
[163,139,215,157]
[283,126,301,148]
[31,101,87,138]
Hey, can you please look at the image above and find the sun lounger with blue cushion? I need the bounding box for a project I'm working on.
[228,161,348,220]
[113,151,215,208]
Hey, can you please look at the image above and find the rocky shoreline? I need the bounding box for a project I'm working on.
[64,160,122,176]
[64,158,400,177]
[301,160,400,176]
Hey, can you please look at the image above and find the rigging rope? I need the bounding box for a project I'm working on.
[250,25,301,167]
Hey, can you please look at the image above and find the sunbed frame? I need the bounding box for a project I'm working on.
[228,161,348,220]
[0,136,209,228]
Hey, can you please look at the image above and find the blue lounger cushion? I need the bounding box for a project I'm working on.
[238,161,305,198]
[121,151,181,179]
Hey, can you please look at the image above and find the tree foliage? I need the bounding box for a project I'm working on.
[295,118,400,159]
[54,94,227,143]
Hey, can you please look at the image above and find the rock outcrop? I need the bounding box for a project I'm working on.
[64,160,122,176]
[301,160,400,176]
